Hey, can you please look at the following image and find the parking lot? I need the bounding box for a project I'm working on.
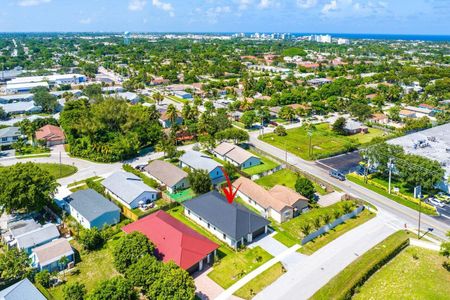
[316,151,362,174]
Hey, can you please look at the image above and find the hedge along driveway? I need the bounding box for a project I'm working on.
[310,230,410,300]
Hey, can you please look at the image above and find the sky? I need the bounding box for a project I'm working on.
[0,0,449,35]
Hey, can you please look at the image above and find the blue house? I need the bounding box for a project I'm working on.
[179,151,225,184]
[63,189,121,229]
[174,90,193,100]
[30,238,74,272]
[13,223,60,254]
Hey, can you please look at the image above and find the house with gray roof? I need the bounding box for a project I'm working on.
[116,92,140,104]
[179,151,225,184]
[183,191,269,249]
[0,278,46,300]
[0,127,22,147]
[0,93,34,104]
[30,238,74,272]
[144,160,189,194]
[63,189,120,229]
[0,101,41,115]
[212,142,261,170]
[102,171,160,209]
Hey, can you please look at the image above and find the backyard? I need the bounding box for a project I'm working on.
[255,169,328,195]
[354,246,450,299]
[260,123,386,160]
[165,188,196,203]
[244,151,280,176]
[46,234,123,299]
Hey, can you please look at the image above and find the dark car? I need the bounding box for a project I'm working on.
[329,170,346,181]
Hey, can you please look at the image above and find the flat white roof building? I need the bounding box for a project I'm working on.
[8,74,86,85]
[5,82,49,93]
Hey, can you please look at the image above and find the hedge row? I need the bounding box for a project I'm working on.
[311,230,410,300]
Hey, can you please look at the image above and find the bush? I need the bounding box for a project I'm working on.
[112,232,155,273]
[274,125,287,136]
[187,169,212,194]
[86,277,136,300]
[311,231,410,300]
[63,282,86,300]
[295,177,316,201]
[35,270,51,288]
[78,227,104,251]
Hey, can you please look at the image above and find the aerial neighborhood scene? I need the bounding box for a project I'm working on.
[1,1,450,299]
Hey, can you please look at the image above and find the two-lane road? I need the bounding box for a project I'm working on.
[249,132,450,239]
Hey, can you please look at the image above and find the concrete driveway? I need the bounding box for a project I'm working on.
[194,268,243,300]
[248,232,289,257]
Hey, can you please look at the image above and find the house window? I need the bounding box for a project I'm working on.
[223,233,226,239]
[199,217,202,221]
[187,209,190,215]
[207,223,210,228]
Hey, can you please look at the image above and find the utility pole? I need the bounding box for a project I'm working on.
[284,140,287,164]
[59,151,62,178]
[415,185,422,239]
[308,130,312,159]
[388,158,393,194]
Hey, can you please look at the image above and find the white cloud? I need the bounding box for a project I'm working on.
[237,0,252,11]
[79,18,92,25]
[205,6,232,23]
[321,0,338,14]
[297,0,318,9]
[152,0,173,11]
[257,0,278,9]
[17,0,51,7]
[128,0,147,11]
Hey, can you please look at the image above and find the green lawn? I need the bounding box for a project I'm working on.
[36,163,78,179]
[67,176,102,187]
[273,201,358,247]
[47,234,123,299]
[16,153,51,159]
[354,246,450,300]
[347,173,437,216]
[245,152,280,176]
[255,169,329,195]
[298,209,375,255]
[208,246,273,289]
[167,95,189,104]
[260,123,386,160]
[15,145,50,158]
[234,262,285,299]
[311,231,410,300]
[165,188,196,203]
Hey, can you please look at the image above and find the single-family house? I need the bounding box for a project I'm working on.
[233,177,309,223]
[0,101,41,115]
[158,111,183,129]
[370,113,389,125]
[35,124,65,146]
[173,90,193,100]
[0,278,47,300]
[183,191,270,249]
[399,109,416,119]
[102,172,159,209]
[212,142,261,170]
[0,127,22,147]
[122,211,219,273]
[144,160,189,194]
[117,92,140,104]
[63,189,120,229]
[30,238,74,272]
[344,120,369,135]
[179,151,225,184]
[3,220,60,254]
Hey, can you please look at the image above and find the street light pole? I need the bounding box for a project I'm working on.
[308,130,312,159]
[388,158,393,194]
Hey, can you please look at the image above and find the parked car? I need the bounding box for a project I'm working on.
[269,121,279,126]
[436,192,450,203]
[329,170,345,181]
[427,198,445,208]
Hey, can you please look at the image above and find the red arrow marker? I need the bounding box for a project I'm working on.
[220,166,240,204]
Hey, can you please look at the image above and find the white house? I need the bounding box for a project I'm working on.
[102,171,159,209]
[0,127,22,147]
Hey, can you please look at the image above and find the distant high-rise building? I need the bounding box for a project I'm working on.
[124,31,131,45]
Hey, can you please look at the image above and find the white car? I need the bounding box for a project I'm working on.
[428,198,445,208]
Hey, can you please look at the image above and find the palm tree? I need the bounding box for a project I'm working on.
[152,92,163,105]
[59,256,70,281]
[301,223,312,237]
[323,213,332,225]
[166,104,178,128]
[313,216,322,230]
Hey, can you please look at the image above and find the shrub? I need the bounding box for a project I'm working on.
[274,125,287,136]
[78,227,104,251]
[35,270,51,288]
[63,282,86,300]
[113,232,155,273]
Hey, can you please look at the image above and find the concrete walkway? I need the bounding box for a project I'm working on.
[410,238,441,251]
[215,244,301,300]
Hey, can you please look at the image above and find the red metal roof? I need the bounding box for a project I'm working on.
[122,210,219,270]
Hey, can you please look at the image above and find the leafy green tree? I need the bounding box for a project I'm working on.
[63,282,86,300]
[11,138,27,154]
[188,169,212,194]
[146,262,195,300]
[215,128,249,144]
[86,277,136,300]
[241,111,256,128]
[125,254,163,290]
[35,270,51,288]
[403,116,432,133]
[295,177,316,202]
[152,92,163,105]
[32,86,58,113]
[274,125,287,136]
[0,106,7,120]
[83,84,102,98]
[387,105,401,122]
[0,247,32,285]
[361,142,404,175]
[78,228,105,251]
[349,102,372,121]
[112,232,155,273]
[332,117,347,135]
[0,162,59,213]
[397,154,445,191]
[279,106,295,122]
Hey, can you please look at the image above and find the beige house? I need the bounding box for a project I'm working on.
[144,160,189,194]
[233,177,309,223]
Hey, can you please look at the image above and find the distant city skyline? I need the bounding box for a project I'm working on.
[0,0,449,35]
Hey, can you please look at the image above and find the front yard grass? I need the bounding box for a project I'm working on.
[244,151,280,176]
[47,234,123,299]
[347,173,437,216]
[353,246,450,300]
[35,163,77,179]
[260,123,386,160]
[298,209,375,255]
[233,262,285,299]
[208,246,273,289]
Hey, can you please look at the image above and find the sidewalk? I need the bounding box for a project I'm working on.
[215,244,301,300]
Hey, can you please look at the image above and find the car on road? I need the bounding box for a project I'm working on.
[436,192,450,203]
[329,170,346,181]
[427,198,446,208]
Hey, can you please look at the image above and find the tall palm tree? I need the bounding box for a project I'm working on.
[166,104,178,128]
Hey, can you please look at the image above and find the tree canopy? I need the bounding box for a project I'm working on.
[112,232,155,273]
[187,169,212,194]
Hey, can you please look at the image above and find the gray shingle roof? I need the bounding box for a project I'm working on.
[144,160,188,187]
[0,126,21,138]
[0,278,46,300]
[183,191,269,241]
[179,151,222,173]
[65,189,120,223]
[102,171,157,204]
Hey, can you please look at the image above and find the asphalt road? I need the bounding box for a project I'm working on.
[249,133,450,239]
